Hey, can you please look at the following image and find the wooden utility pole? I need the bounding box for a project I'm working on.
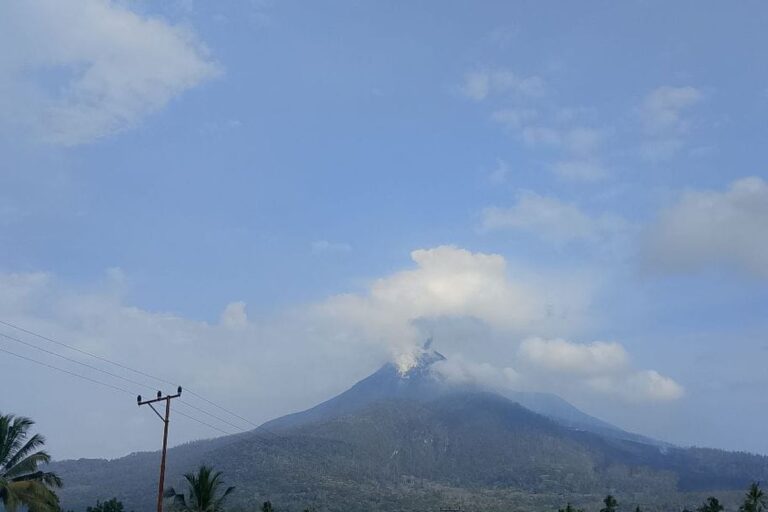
[138,387,182,512]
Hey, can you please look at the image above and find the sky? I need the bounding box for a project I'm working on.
[1,0,767,460]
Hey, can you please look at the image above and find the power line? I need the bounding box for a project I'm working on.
[183,391,282,438]
[179,399,250,432]
[0,345,134,396]
[174,409,234,437]
[184,389,259,428]
[0,346,235,437]
[0,330,159,393]
[0,319,263,430]
[0,330,257,435]
[0,318,180,388]
[0,329,256,434]
[182,391,281,438]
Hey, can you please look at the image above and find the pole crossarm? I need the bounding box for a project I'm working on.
[138,388,182,406]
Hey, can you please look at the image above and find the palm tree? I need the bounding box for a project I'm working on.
[698,497,724,512]
[740,482,766,512]
[165,465,235,512]
[0,413,62,512]
[600,495,619,512]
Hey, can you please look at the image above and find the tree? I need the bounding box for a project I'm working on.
[165,465,235,512]
[261,501,273,512]
[698,497,725,512]
[0,413,62,512]
[600,495,619,512]
[87,498,131,512]
[740,482,766,512]
[559,503,584,512]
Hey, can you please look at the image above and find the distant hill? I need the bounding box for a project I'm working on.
[52,350,768,512]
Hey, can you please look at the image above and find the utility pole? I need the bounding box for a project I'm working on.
[138,386,182,512]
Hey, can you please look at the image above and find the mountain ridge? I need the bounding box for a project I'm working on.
[51,349,768,512]
[264,347,663,447]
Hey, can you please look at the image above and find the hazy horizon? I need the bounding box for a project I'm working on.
[2,0,768,462]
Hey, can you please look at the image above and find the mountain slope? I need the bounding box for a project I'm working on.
[264,349,659,446]
[52,352,768,512]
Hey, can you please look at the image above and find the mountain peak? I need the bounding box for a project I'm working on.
[397,339,446,378]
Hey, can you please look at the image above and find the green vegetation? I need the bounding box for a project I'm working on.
[48,393,768,511]
[3,407,768,512]
[0,412,62,512]
[698,497,725,512]
[86,497,131,512]
[600,495,618,512]
[165,465,235,512]
[740,482,767,512]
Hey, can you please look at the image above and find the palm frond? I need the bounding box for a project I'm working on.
[4,451,52,479]
[4,434,47,471]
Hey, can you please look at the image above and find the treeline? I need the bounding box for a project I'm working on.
[559,483,766,512]
[3,410,767,512]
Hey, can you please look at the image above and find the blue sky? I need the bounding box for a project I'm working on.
[1,0,767,459]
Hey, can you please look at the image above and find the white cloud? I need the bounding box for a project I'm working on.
[430,337,683,403]
[432,355,522,390]
[492,109,608,182]
[518,337,683,402]
[0,270,388,459]
[0,246,680,459]
[0,0,219,145]
[638,86,703,160]
[519,337,628,376]
[645,177,768,278]
[219,301,248,329]
[461,66,611,182]
[461,69,546,101]
[624,370,685,402]
[479,192,627,244]
[316,246,548,371]
[640,86,703,134]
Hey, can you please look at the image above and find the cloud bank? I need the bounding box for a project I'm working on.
[638,85,704,160]
[465,68,609,183]
[480,192,628,245]
[0,246,683,457]
[0,0,218,145]
[517,338,683,402]
[645,177,768,278]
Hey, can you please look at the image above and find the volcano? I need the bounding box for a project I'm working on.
[52,348,768,512]
[262,345,662,447]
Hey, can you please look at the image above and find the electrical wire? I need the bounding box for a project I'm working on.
[0,318,180,387]
[0,330,160,393]
[0,344,238,437]
[173,409,234,436]
[0,319,265,430]
[0,319,283,441]
[0,345,135,396]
